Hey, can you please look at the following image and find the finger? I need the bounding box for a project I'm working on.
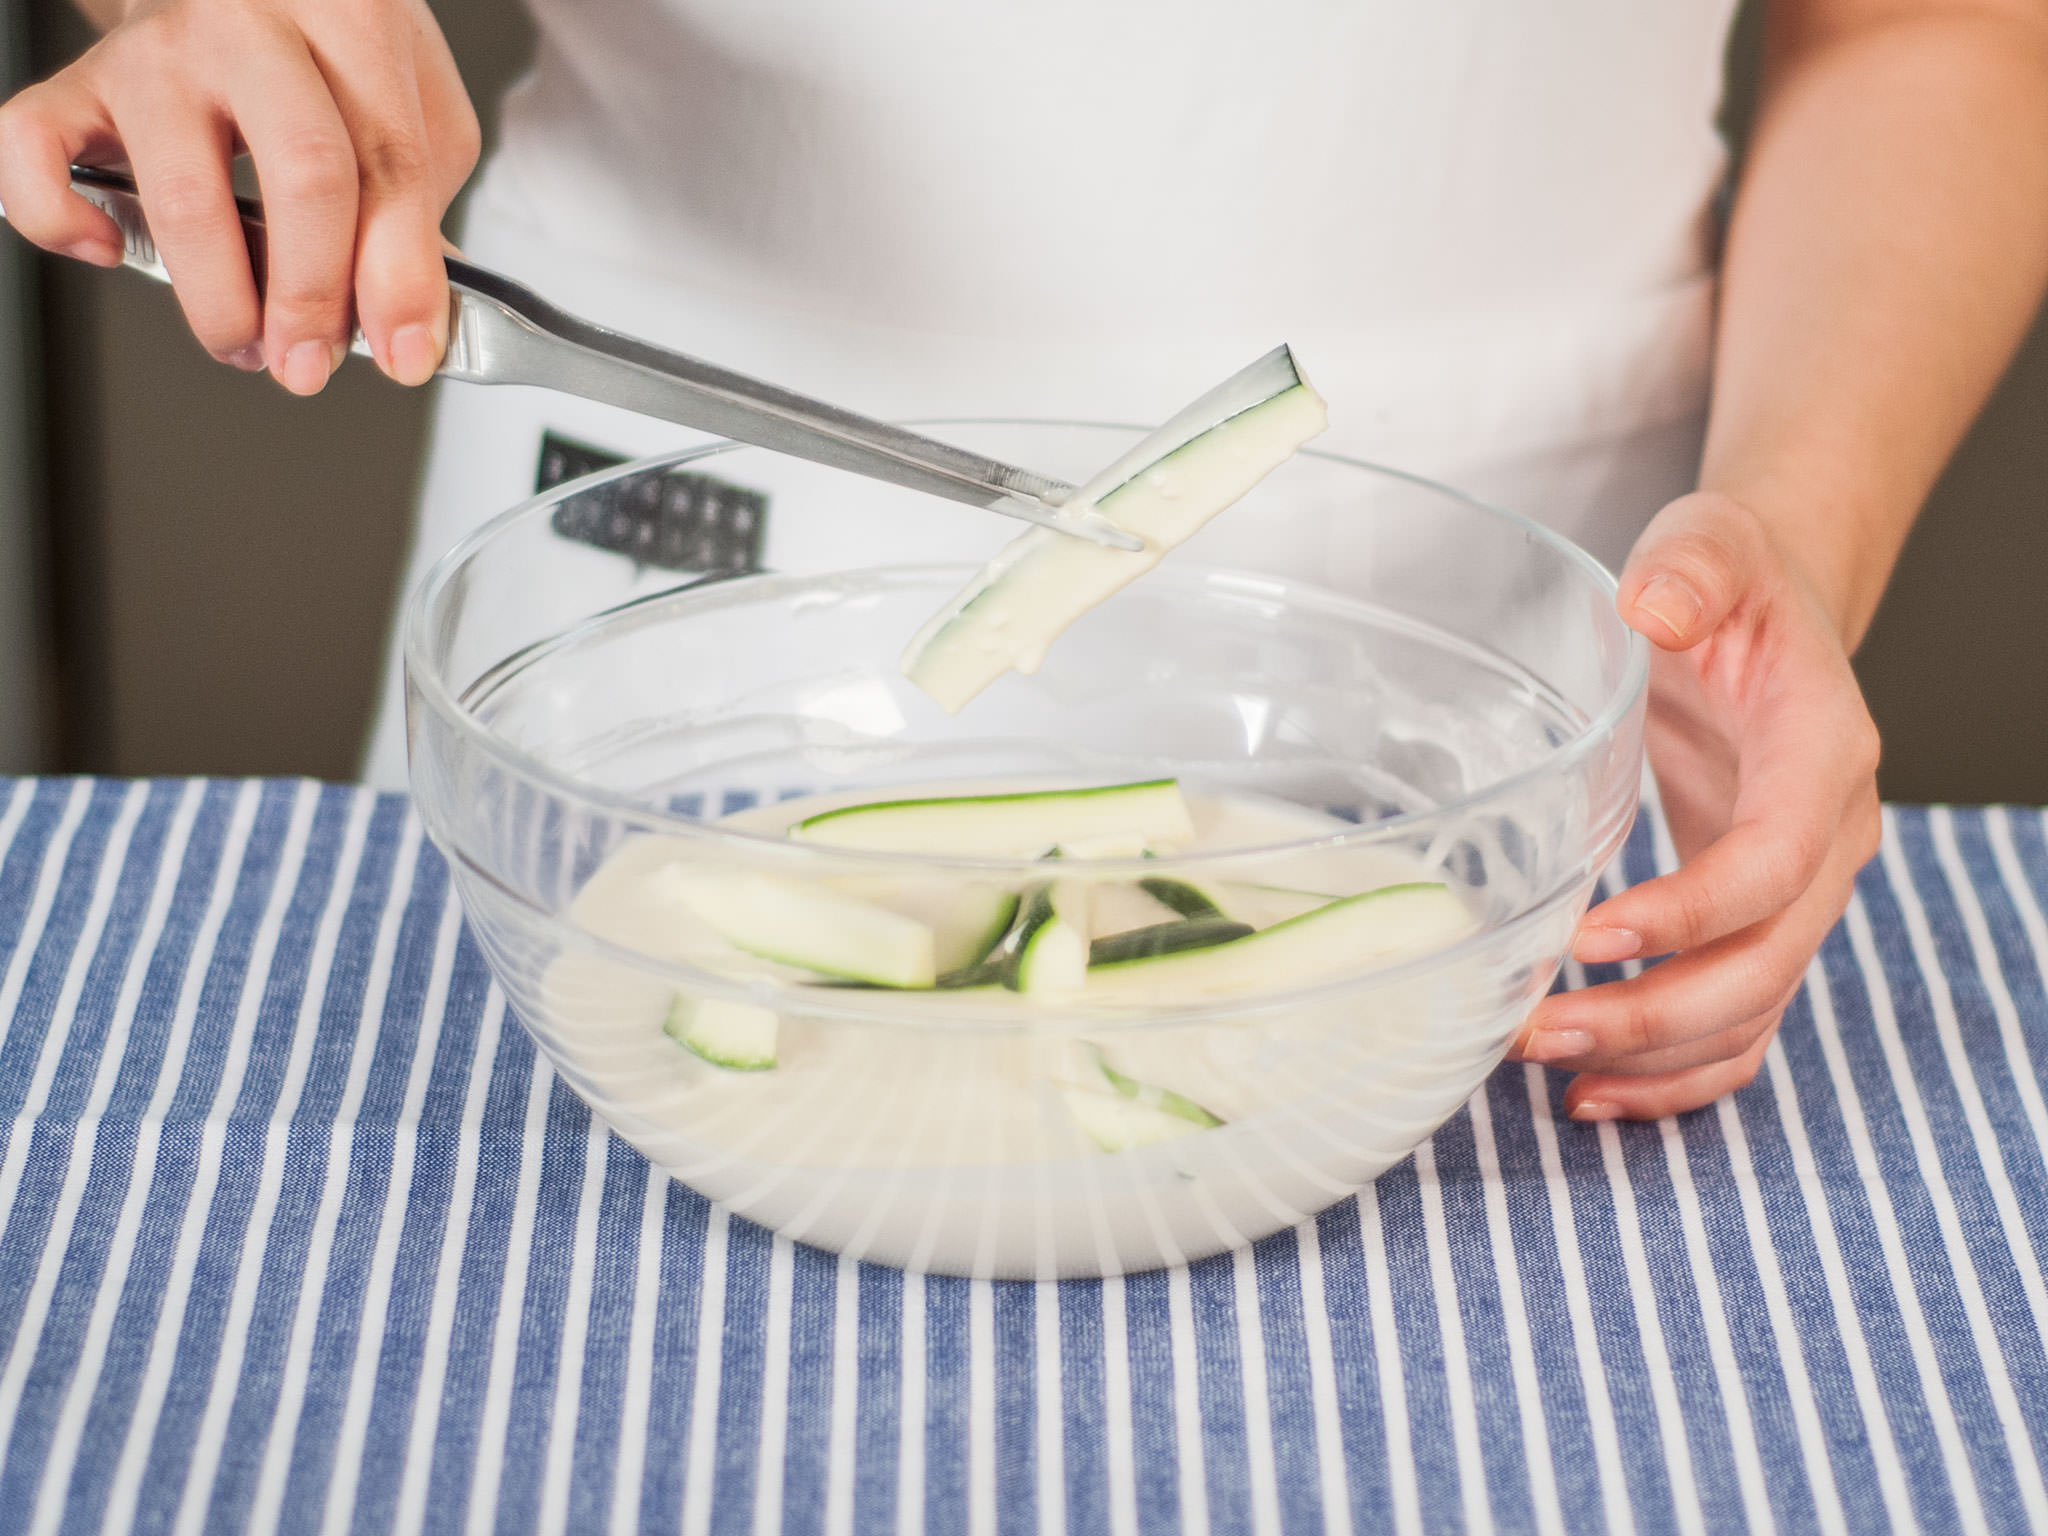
[1573,705,1878,962]
[347,108,447,384]
[225,31,360,394]
[1533,997,1787,1078]
[1529,888,1824,1059]
[1520,929,1806,1065]
[303,9,459,384]
[113,88,269,365]
[1614,491,1768,650]
[1564,1026,1779,1122]
[411,4,483,205]
[1522,804,1870,1060]
[1515,933,1802,1073]
[0,74,126,265]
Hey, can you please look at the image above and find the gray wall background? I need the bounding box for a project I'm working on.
[0,0,44,771]
[19,1,2048,801]
[25,0,537,778]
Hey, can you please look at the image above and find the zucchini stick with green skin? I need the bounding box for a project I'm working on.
[1085,881,1471,1002]
[1062,1090,1209,1152]
[1205,882,1340,928]
[832,879,1021,973]
[1136,876,1335,929]
[1061,1043,1223,1151]
[792,778,1194,857]
[665,995,779,1070]
[1087,916,1253,965]
[1009,885,1089,995]
[1136,877,1225,921]
[902,349,1328,712]
[952,890,1022,970]
[652,865,937,987]
[942,880,1091,993]
[1094,1046,1223,1128]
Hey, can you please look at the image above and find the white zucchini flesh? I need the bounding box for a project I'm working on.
[901,358,1329,713]
[1058,1042,1222,1151]
[1218,882,1344,927]
[665,995,779,1071]
[1010,881,1092,996]
[1014,918,1088,996]
[791,778,1194,858]
[1187,880,1341,930]
[1087,878,1331,942]
[1093,1046,1222,1127]
[1087,880,1188,938]
[1049,877,1095,935]
[1061,1088,1209,1152]
[650,865,936,988]
[1084,881,1472,1004]
[939,886,1023,972]
[1051,832,1152,860]
[829,877,1021,973]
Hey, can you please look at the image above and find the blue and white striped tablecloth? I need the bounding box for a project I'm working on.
[1,777,2046,1535]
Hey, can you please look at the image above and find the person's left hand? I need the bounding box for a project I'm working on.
[1507,490,1883,1120]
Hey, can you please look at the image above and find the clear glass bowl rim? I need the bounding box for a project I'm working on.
[403,421,1650,877]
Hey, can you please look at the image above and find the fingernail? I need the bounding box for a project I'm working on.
[388,323,440,386]
[281,340,333,396]
[1635,574,1702,642]
[329,340,350,372]
[1523,1028,1595,1063]
[64,238,121,266]
[1571,1100,1622,1122]
[1574,925,1642,964]
[219,344,266,372]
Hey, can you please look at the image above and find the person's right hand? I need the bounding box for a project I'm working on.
[0,0,480,393]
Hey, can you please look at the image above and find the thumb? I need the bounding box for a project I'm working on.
[1615,491,1768,651]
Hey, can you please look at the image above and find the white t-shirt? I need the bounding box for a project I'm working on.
[364,0,1738,786]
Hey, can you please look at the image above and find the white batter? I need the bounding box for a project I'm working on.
[513,780,1557,1276]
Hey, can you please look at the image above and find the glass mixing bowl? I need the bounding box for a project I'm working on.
[405,422,1646,1278]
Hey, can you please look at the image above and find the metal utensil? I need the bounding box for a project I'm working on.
[31,166,1163,550]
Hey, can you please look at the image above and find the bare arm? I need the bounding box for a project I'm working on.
[1517,0,2048,1118]
[1709,0,2048,644]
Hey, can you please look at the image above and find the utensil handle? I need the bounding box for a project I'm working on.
[64,164,382,362]
[37,166,1148,550]
[434,256,1097,527]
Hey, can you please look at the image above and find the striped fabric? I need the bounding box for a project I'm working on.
[0,778,2044,1535]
